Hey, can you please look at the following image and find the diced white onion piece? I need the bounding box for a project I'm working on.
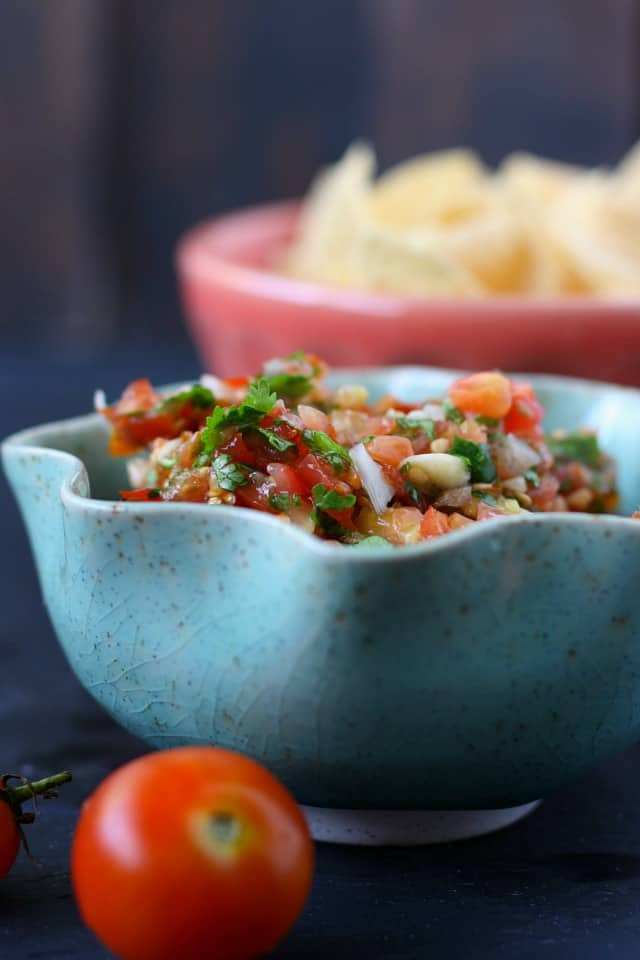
[411,404,444,421]
[279,409,304,430]
[162,383,193,400]
[503,475,527,495]
[401,453,471,490]
[152,438,181,465]
[127,457,150,488]
[93,389,107,412]
[199,374,224,393]
[351,442,395,514]
[494,435,541,480]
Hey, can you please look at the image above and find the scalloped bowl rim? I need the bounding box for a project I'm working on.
[176,200,640,315]
[4,365,640,565]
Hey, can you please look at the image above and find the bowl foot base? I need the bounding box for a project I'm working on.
[302,800,541,846]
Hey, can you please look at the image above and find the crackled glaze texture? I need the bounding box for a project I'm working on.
[4,369,640,810]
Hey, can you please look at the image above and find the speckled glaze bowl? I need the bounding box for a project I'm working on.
[4,368,640,844]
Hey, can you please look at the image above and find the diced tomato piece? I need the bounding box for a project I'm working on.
[108,414,176,456]
[243,421,300,468]
[235,475,275,512]
[449,372,512,419]
[113,379,159,415]
[296,454,337,492]
[357,506,422,544]
[367,435,413,468]
[420,506,450,540]
[223,376,250,390]
[528,474,560,510]
[298,405,330,433]
[448,512,474,530]
[324,507,356,531]
[218,433,256,466]
[266,463,307,496]
[503,382,544,439]
[120,487,162,502]
[476,502,508,521]
[388,507,423,544]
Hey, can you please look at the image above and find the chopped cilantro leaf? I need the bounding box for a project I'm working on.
[310,483,355,539]
[159,457,176,470]
[269,492,302,511]
[524,468,540,488]
[351,536,394,550]
[394,416,436,439]
[302,429,351,472]
[262,373,312,400]
[450,436,496,483]
[201,379,277,455]
[476,415,500,427]
[244,378,278,412]
[401,469,423,506]
[546,432,601,468]
[313,513,351,538]
[212,454,248,492]
[443,399,465,425]
[254,427,297,453]
[311,484,356,511]
[160,384,215,411]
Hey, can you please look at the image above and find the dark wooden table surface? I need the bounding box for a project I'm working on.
[3,342,640,959]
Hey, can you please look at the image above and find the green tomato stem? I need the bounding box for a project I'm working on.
[7,771,72,805]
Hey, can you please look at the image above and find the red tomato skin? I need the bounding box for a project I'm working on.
[114,379,159,415]
[420,506,450,539]
[235,475,275,512]
[72,747,314,960]
[267,463,307,496]
[120,488,162,502]
[0,799,20,878]
[449,372,512,419]
[295,454,337,492]
[503,382,544,439]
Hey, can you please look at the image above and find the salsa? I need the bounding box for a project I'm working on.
[99,352,618,547]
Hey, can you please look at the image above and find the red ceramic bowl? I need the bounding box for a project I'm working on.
[176,201,640,383]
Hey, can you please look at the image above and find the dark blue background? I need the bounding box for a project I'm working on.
[2,0,639,352]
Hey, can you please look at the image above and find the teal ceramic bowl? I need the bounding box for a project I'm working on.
[4,368,640,843]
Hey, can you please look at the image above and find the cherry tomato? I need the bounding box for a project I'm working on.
[0,793,20,878]
[72,747,314,960]
[449,371,512,419]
